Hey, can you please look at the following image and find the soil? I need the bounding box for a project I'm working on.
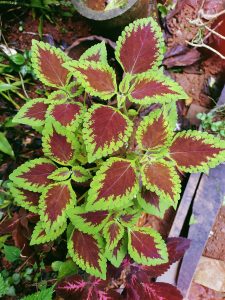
[86,0,107,11]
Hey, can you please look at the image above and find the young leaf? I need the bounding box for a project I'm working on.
[169,130,225,172]
[141,160,181,208]
[103,220,124,251]
[83,105,133,162]
[46,100,84,131]
[79,41,108,64]
[47,90,68,103]
[0,132,14,158]
[67,206,110,234]
[71,166,91,183]
[39,181,76,232]
[63,60,117,100]
[9,184,40,213]
[137,188,170,218]
[65,81,84,97]
[86,158,138,211]
[3,245,21,262]
[128,72,188,106]
[9,158,57,192]
[21,286,54,300]
[105,237,127,268]
[48,167,71,181]
[68,228,107,279]
[115,17,164,74]
[31,40,70,88]
[30,221,67,245]
[13,98,48,127]
[128,226,168,266]
[136,109,172,151]
[42,122,78,166]
[119,209,140,226]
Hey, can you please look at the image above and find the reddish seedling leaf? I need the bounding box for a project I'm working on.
[67,206,109,234]
[169,131,225,172]
[68,229,106,279]
[136,109,172,151]
[39,181,76,232]
[79,41,108,64]
[47,101,84,130]
[128,226,168,266]
[83,105,133,162]
[13,98,48,127]
[42,123,78,166]
[56,275,121,300]
[137,188,170,218]
[142,237,191,278]
[103,221,124,251]
[141,160,181,207]
[9,184,40,213]
[31,40,70,88]
[115,17,164,74]
[9,158,57,192]
[128,73,188,105]
[63,61,117,100]
[86,158,138,211]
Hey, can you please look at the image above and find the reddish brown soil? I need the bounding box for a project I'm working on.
[86,0,106,11]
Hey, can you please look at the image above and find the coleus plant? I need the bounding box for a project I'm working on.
[9,16,225,296]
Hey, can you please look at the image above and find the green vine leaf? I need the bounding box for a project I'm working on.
[115,17,165,74]
[42,122,79,166]
[136,109,173,151]
[30,221,67,245]
[9,158,57,192]
[67,206,110,234]
[79,41,108,64]
[169,130,225,172]
[83,104,133,162]
[68,228,107,279]
[71,166,91,183]
[128,226,168,266]
[39,181,76,232]
[12,98,48,128]
[141,159,181,208]
[9,183,40,213]
[63,60,117,100]
[31,40,71,88]
[127,72,188,106]
[86,158,139,211]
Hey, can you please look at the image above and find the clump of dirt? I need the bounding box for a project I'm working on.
[85,0,106,11]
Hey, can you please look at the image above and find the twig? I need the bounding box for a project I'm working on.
[186,41,225,59]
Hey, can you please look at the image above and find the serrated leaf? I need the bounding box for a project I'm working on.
[30,221,66,245]
[169,130,225,172]
[46,100,84,131]
[21,286,54,300]
[137,188,170,218]
[48,167,71,181]
[3,245,21,262]
[9,184,40,213]
[13,98,48,127]
[118,209,140,226]
[67,206,109,234]
[79,41,108,64]
[128,226,168,266]
[0,273,9,298]
[127,72,188,106]
[86,158,138,211]
[65,81,84,97]
[71,166,91,183]
[83,104,133,162]
[47,90,68,103]
[103,220,124,251]
[63,60,117,100]
[9,158,57,192]
[115,17,164,74]
[105,236,127,268]
[42,122,78,166]
[68,228,107,279]
[39,181,76,232]
[136,109,172,151]
[141,160,181,208]
[31,40,70,88]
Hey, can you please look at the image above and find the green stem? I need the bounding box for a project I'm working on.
[0,92,20,109]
